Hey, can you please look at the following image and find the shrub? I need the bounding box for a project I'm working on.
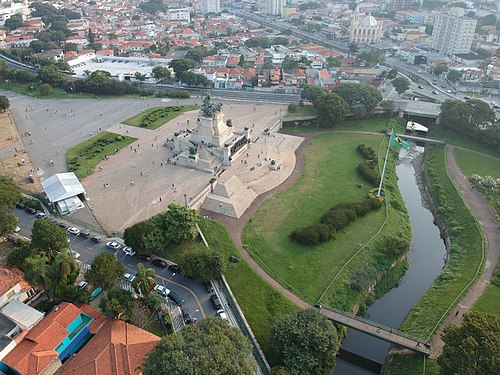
[357,144,377,162]
[290,224,334,245]
[288,103,297,113]
[321,209,351,230]
[357,162,380,186]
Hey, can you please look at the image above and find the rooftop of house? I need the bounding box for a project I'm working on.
[0,264,25,297]
[59,319,161,375]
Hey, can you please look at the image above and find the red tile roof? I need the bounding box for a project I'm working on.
[3,303,90,375]
[0,264,24,296]
[59,319,160,375]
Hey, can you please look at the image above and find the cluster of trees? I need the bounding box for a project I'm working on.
[291,199,382,245]
[179,71,209,87]
[440,99,500,150]
[356,50,385,66]
[391,76,410,95]
[356,144,380,186]
[138,0,165,14]
[332,83,383,119]
[0,176,20,237]
[177,243,225,283]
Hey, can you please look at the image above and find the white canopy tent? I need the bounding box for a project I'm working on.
[40,173,86,214]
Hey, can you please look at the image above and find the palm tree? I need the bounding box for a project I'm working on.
[132,264,156,297]
[24,256,53,299]
[51,251,79,285]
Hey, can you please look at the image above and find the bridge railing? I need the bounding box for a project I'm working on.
[320,305,428,344]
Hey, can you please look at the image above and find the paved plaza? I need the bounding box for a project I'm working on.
[0,90,303,234]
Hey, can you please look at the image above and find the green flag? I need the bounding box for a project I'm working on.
[390,132,410,150]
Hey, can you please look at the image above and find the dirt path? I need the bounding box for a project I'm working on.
[429,145,500,358]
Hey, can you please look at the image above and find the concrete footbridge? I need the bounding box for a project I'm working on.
[316,305,431,356]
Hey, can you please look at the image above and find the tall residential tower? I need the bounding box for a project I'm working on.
[431,14,477,55]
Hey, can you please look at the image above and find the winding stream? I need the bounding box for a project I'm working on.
[334,149,447,374]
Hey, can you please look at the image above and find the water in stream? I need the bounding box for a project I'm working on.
[334,149,447,374]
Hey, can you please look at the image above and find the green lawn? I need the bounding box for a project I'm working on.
[0,81,96,99]
[472,283,500,317]
[122,105,197,130]
[385,353,440,375]
[453,148,500,179]
[66,132,136,178]
[429,126,499,159]
[281,117,404,135]
[400,145,484,339]
[242,132,411,307]
[284,105,318,118]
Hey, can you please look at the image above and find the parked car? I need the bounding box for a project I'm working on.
[181,307,192,324]
[417,85,424,89]
[432,90,439,95]
[210,294,222,309]
[137,254,152,262]
[204,281,214,293]
[16,202,25,209]
[168,291,184,306]
[216,309,228,321]
[68,249,81,259]
[35,212,46,219]
[67,227,81,235]
[14,226,20,233]
[464,96,471,100]
[59,222,68,229]
[90,235,102,243]
[122,246,136,256]
[25,207,36,214]
[151,259,168,269]
[79,229,91,238]
[123,273,136,283]
[169,264,180,273]
[106,241,122,251]
[154,284,170,297]
[77,280,88,290]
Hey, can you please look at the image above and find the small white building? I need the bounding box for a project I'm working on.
[40,173,86,214]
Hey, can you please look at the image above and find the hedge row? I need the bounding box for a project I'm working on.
[291,199,382,245]
[357,144,380,186]
[140,106,182,128]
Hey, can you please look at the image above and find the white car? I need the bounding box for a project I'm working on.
[217,309,228,321]
[14,226,20,233]
[68,249,81,259]
[154,284,170,297]
[106,241,122,250]
[123,273,136,283]
[77,280,88,289]
[67,227,81,235]
[122,246,136,256]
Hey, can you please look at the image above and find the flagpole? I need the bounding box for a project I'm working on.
[377,129,392,198]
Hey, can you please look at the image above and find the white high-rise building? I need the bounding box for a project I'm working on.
[431,14,477,56]
[201,0,220,14]
[266,0,285,17]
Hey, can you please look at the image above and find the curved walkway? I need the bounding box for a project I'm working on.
[429,145,500,357]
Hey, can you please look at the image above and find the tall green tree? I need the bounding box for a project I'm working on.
[440,99,495,135]
[433,63,449,76]
[162,204,200,244]
[85,252,125,292]
[152,65,171,80]
[0,176,20,210]
[124,219,166,254]
[300,84,328,102]
[143,318,256,375]
[326,56,341,68]
[0,211,19,238]
[332,82,383,115]
[380,100,395,115]
[6,240,35,270]
[99,288,134,320]
[244,36,271,48]
[24,256,53,298]
[271,309,339,375]
[31,219,69,257]
[51,251,79,285]
[348,42,358,57]
[447,70,461,84]
[391,76,410,95]
[386,68,398,80]
[132,263,156,297]
[169,58,196,77]
[356,50,385,66]
[4,14,24,30]
[438,312,500,375]
[0,96,10,112]
[38,65,64,86]
[313,92,350,128]
[177,243,225,283]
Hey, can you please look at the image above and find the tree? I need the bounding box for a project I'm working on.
[332,83,383,115]
[0,212,18,237]
[281,57,299,69]
[142,292,163,312]
[85,252,125,292]
[438,312,500,374]
[6,240,35,270]
[348,42,358,57]
[177,243,225,283]
[134,72,147,81]
[244,36,271,48]
[24,256,52,297]
[440,99,495,136]
[272,36,289,46]
[38,65,64,86]
[185,46,208,63]
[4,14,24,30]
[99,288,134,319]
[152,65,171,80]
[132,263,156,297]
[380,100,395,115]
[162,204,200,244]
[31,219,69,257]
[169,58,196,77]
[179,71,209,87]
[0,96,10,112]
[0,176,20,210]
[89,70,111,81]
[447,70,461,84]
[271,309,339,375]
[124,219,165,254]
[351,104,367,119]
[51,251,79,286]
[300,84,328,102]
[326,56,341,68]
[433,63,449,76]
[356,50,385,66]
[39,83,52,96]
[387,68,398,80]
[143,318,256,375]
[313,92,350,128]
[391,76,410,95]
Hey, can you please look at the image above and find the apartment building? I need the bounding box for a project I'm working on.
[201,0,220,14]
[432,14,477,55]
[266,0,285,17]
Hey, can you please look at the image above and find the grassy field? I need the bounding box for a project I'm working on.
[66,132,136,178]
[166,219,299,366]
[472,282,500,316]
[122,105,197,129]
[385,353,440,375]
[282,117,404,135]
[242,131,411,308]
[429,126,499,159]
[400,145,484,339]
[284,105,318,118]
[453,148,500,179]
